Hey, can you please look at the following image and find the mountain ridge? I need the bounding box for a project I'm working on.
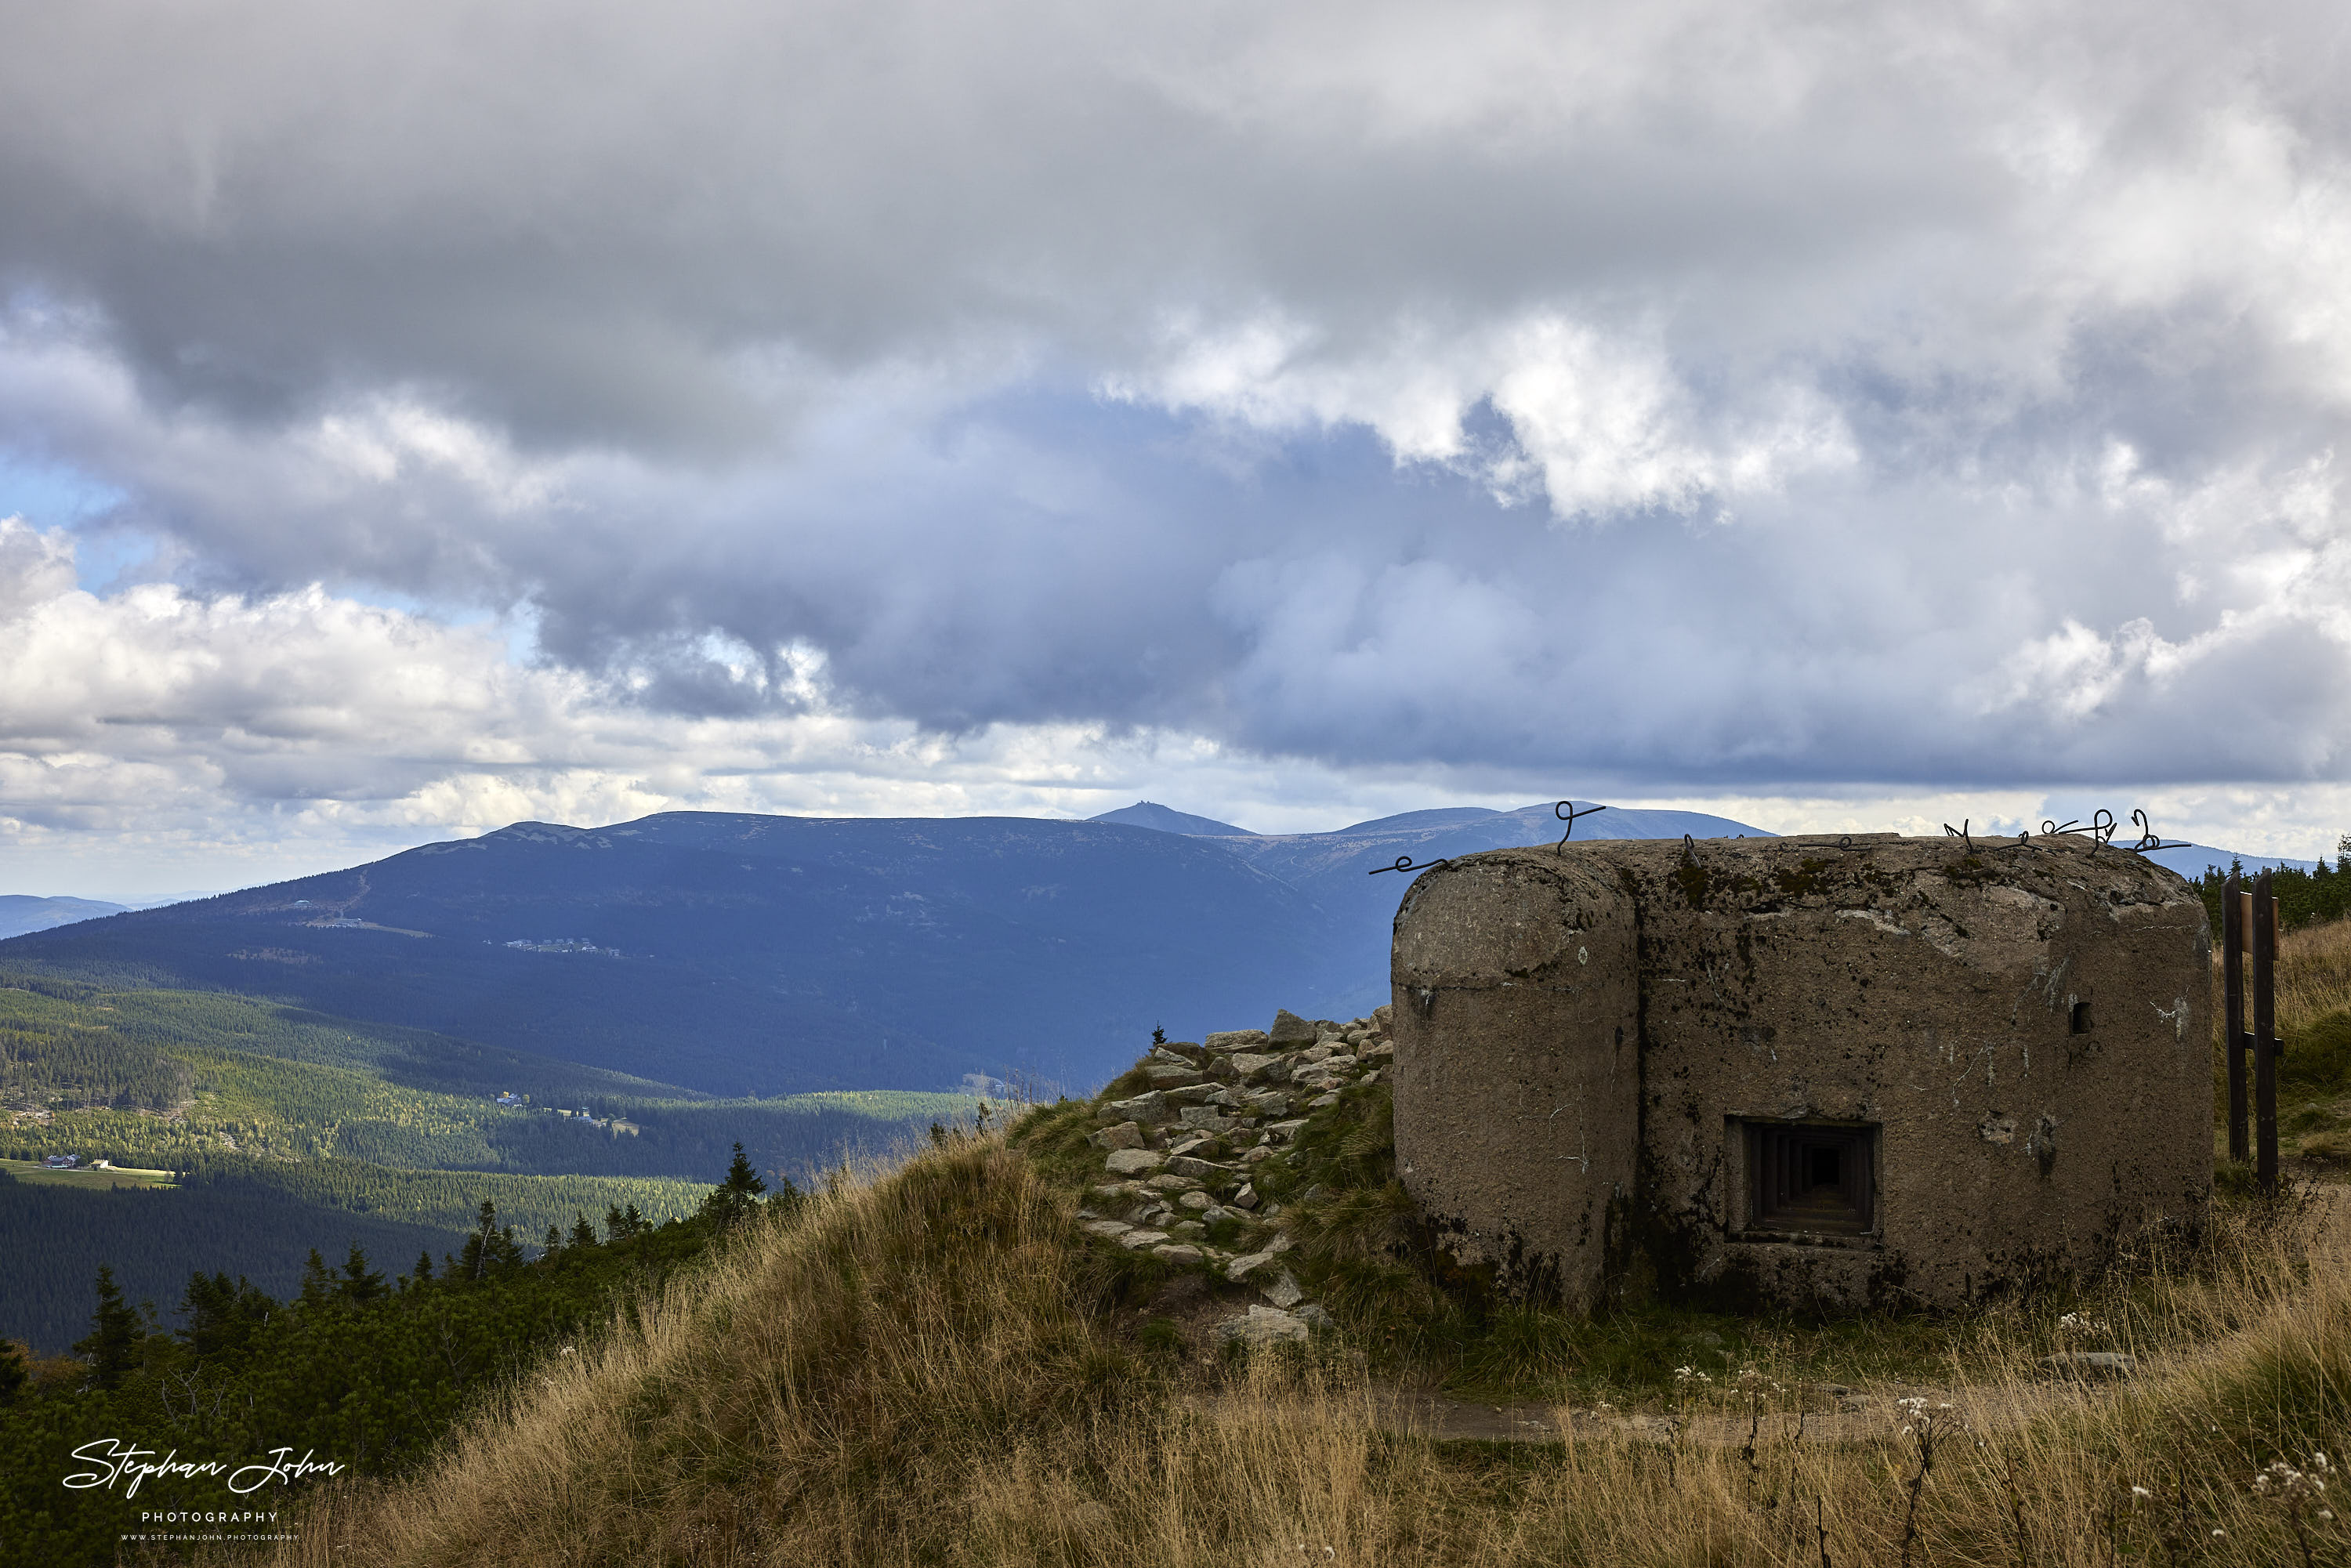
[0,813,1346,1096]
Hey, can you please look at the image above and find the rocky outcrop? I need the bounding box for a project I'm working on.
[1070,1005,1393,1334]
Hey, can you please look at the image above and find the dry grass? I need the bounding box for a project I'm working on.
[2209,914,2351,1167]
[207,922,2351,1566]
[2209,910,2351,1045]
[2278,917,2351,1040]
[220,1121,2351,1568]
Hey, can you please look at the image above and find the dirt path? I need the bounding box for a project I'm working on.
[1354,1377,2118,1447]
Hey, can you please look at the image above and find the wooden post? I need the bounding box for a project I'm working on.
[2255,869,2278,1196]
[2225,870,2247,1163]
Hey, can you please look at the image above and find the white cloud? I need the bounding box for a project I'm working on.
[4,0,2351,876]
[1114,311,1856,516]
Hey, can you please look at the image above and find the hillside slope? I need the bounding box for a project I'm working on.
[0,814,1347,1095]
[0,972,969,1353]
[226,1023,2346,1568]
[0,896,125,939]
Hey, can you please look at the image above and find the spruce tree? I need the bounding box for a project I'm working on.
[701,1143,768,1231]
[725,1142,767,1200]
[569,1212,598,1249]
[298,1248,334,1309]
[488,1224,525,1272]
[179,1272,273,1360]
[337,1244,386,1304]
[0,1338,27,1403]
[462,1201,500,1280]
[73,1265,143,1392]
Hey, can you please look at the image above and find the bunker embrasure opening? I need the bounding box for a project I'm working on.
[1744,1121,1875,1237]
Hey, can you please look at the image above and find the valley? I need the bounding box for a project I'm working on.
[0,972,973,1350]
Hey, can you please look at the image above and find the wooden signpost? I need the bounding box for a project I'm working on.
[2222,867,2281,1193]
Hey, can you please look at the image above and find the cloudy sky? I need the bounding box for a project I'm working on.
[3,0,2350,896]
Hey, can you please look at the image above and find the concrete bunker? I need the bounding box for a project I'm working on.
[1389,835,2212,1312]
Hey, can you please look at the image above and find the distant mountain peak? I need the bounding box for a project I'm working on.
[484,821,608,847]
[1088,802,1256,837]
[0,894,129,940]
[1334,806,1502,835]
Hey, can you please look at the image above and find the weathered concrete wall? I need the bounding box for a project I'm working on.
[1389,853,1639,1308]
[1390,834,2212,1312]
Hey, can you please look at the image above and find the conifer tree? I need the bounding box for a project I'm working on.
[298,1248,334,1308]
[491,1223,524,1271]
[569,1212,598,1249]
[179,1272,273,1360]
[338,1243,386,1304]
[461,1201,502,1280]
[725,1141,767,1199]
[0,1338,27,1403]
[73,1265,143,1391]
[701,1142,769,1230]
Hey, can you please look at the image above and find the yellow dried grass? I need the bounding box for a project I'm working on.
[232,1128,2350,1568]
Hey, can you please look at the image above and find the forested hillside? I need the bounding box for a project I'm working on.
[0,1166,475,1353]
[1,805,1780,1098]
[0,1179,755,1565]
[0,977,966,1175]
[0,975,973,1350]
[0,813,1345,1095]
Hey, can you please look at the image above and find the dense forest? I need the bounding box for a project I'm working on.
[0,971,705,1106]
[0,1152,790,1566]
[0,975,971,1179]
[0,1166,465,1354]
[0,976,976,1353]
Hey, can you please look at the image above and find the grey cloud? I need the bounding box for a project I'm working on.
[1,0,2349,807]
[0,0,2341,442]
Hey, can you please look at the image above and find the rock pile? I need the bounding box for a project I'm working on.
[1074,1005,1393,1342]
